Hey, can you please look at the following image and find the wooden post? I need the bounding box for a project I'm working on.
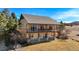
[53,25,55,40]
[45,24,48,41]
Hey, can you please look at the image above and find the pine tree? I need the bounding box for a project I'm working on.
[57,21,67,39]
[0,9,18,48]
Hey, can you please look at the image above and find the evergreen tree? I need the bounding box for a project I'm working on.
[11,12,17,19]
[59,21,65,30]
[57,21,67,39]
[2,8,10,18]
[0,9,18,48]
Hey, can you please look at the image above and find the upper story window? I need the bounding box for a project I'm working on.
[40,26,44,30]
[49,26,52,30]
[31,25,37,31]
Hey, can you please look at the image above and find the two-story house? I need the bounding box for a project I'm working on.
[18,14,59,44]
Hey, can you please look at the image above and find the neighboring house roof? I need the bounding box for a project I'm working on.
[21,14,59,24]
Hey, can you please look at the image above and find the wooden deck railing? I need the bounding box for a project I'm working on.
[26,29,59,33]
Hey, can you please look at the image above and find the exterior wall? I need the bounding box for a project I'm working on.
[18,23,59,39]
[19,19,27,29]
[26,24,31,30]
[25,32,58,39]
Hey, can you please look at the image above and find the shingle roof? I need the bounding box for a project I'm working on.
[22,14,59,24]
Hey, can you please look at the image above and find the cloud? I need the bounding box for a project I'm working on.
[52,9,79,23]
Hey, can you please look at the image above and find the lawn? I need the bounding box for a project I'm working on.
[16,39,79,51]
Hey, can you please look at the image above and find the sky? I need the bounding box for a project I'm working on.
[0,8,79,23]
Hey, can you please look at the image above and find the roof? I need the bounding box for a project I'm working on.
[21,14,59,24]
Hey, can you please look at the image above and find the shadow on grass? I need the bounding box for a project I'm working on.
[21,39,54,47]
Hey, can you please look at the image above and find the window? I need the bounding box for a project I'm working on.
[31,25,37,31]
[31,26,35,31]
[49,26,52,30]
[40,26,44,30]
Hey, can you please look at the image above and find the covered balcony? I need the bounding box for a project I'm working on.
[26,24,59,33]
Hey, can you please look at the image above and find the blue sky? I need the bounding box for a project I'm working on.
[0,8,79,23]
